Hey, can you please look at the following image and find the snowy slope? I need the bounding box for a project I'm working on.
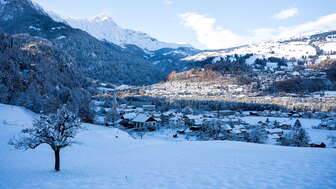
[184,31,336,64]
[1,104,336,189]
[49,12,191,51]
[184,41,317,62]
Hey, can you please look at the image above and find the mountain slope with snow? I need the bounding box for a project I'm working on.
[1,103,336,189]
[0,0,164,85]
[54,13,191,51]
[184,31,336,63]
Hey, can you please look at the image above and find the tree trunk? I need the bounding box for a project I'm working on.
[54,148,60,171]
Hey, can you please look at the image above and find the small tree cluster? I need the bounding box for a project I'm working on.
[200,120,223,139]
[247,126,268,144]
[280,120,310,147]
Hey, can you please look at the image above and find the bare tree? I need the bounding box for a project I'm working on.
[9,105,82,171]
[327,135,336,147]
[105,92,119,127]
[247,127,267,144]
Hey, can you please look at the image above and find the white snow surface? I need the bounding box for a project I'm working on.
[1,104,336,189]
[319,42,336,53]
[184,40,317,62]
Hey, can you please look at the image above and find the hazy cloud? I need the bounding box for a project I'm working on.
[273,8,298,20]
[164,0,174,5]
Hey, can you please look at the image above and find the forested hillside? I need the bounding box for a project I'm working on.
[0,32,93,121]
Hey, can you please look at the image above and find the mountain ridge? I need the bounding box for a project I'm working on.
[49,11,192,51]
[0,0,164,85]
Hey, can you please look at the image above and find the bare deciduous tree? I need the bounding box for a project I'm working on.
[9,105,82,171]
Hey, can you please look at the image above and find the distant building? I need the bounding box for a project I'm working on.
[142,105,156,111]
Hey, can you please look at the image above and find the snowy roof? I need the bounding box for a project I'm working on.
[122,113,137,120]
[135,108,144,112]
[163,110,175,116]
[266,129,283,133]
[222,118,230,122]
[170,116,182,121]
[143,105,155,108]
[186,115,202,120]
[132,114,155,123]
[234,125,245,130]
[232,129,242,134]
[268,134,280,139]
[221,124,232,131]
[153,113,161,117]
[194,119,203,126]
[292,71,300,76]
[219,110,235,113]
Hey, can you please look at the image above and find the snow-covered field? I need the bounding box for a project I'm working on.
[1,104,336,189]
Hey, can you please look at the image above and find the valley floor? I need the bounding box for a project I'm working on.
[0,104,336,189]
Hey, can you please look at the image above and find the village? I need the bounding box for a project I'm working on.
[90,86,336,148]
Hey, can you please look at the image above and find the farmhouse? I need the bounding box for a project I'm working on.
[131,114,158,130]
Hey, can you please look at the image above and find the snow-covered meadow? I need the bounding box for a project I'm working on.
[1,104,336,189]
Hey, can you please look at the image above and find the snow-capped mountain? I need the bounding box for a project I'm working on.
[184,31,336,63]
[0,0,164,85]
[50,12,191,51]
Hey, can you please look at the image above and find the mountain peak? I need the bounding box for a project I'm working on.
[90,13,112,22]
[52,12,193,51]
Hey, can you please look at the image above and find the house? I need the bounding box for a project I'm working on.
[119,119,132,128]
[218,110,235,117]
[229,118,241,125]
[135,107,144,113]
[266,128,283,135]
[182,106,194,114]
[221,124,232,131]
[121,113,138,120]
[131,114,158,131]
[268,134,281,142]
[184,115,203,126]
[142,105,156,111]
[279,124,291,130]
[169,116,185,127]
[119,104,127,109]
[232,128,242,135]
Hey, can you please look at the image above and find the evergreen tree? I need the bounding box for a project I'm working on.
[294,119,302,130]
[280,120,310,147]
[292,128,310,147]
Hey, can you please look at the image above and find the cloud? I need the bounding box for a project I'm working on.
[276,13,336,38]
[180,13,246,49]
[164,0,174,5]
[180,12,336,49]
[273,8,298,20]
